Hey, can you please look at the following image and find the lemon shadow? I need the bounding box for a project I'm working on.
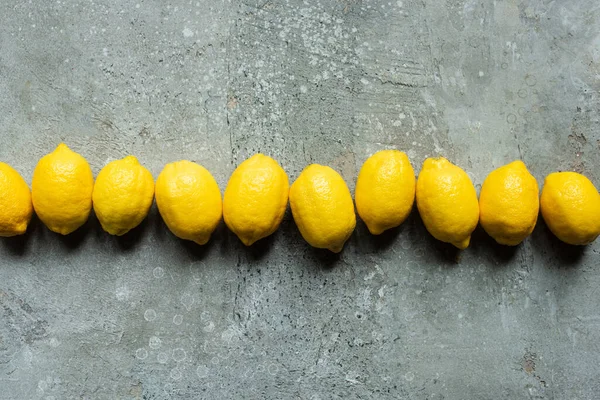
[0,213,40,256]
[530,216,585,267]
[410,210,462,265]
[151,206,217,260]
[469,225,519,265]
[178,237,213,260]
[54,210,96,250]
[282,214,345,268]
[152,204,168,241]
[222,222,280,261]
[308,246,342,269]
[353,217,402,254]
[108,205,160,251]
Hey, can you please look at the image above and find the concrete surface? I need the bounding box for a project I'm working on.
[1,0,600,398]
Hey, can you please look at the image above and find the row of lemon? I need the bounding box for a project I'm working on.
[0,143,599,252]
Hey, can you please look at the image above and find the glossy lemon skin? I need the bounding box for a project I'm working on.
[479,160,539,246]
[0,162,33,237]
[155,160,222,245]
[223,154,289,246]
[289,164,356,253]
[93,155,155,236]
[416,157,479,249]
[355,150,415,235]
[32,143,94,235]
[540,171,600,245]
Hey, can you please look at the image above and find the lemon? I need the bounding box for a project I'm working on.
[355,150,415,234]
[479,161,539,245]
[223,154,289,246]
[92,156,154,236]
[540,171,600,245]
[0,162,33,237]
[32,143,94,235]
[155,160,222,245]
[289,164,356,253]
[416,157,479,249]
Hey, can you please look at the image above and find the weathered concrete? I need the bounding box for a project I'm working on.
[1,0,600,398]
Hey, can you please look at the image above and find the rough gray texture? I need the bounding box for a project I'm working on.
[1,0,600,399]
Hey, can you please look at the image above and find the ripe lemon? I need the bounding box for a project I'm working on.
[416,157,479,249]
[155,160,222,245]
[92,156,154,236]
[479,160,539,246]
[223,154,289,246]
[289,164,356,253]
[32,143,94,235]
[355,150,415,234]
[540,171,600,245]
[0,162,33,237]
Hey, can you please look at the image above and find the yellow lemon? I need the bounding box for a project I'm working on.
[479,161,539,245]
[416,157,479,249]
[0,162,33,237]
[155,160,222,245]
[32,143,94,235]
[92,156,154,236]
[223,154,289,246]
[540,171,600,245]
[289,164,356,253]
[355,150,415,234]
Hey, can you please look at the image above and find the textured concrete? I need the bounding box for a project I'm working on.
[1,0,600,399]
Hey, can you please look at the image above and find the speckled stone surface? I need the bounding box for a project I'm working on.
[1,1,600,399]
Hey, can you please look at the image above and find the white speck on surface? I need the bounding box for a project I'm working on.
[404,372,415,381]
[267,363,279,375]
[203,321,215,332]
[157,352,169,364]
[144,309,157,321]
[170,368,182,380]
[180,293,195,310]
[153,267,165,278]
[182,27,194,37]
[172,348,187,362]
[135,348,148,360]
[300,85,307,93]
[479,71,484,77]
[196,365,209,378]
[22,346,33,366]
[115,286,130,301]
[345,371,361,384]
[37,379,48,393]
[149,336,162,349]
[357,288,372,311]
[364,271,377,281]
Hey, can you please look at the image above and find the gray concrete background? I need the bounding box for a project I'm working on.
[1,0,599,399]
